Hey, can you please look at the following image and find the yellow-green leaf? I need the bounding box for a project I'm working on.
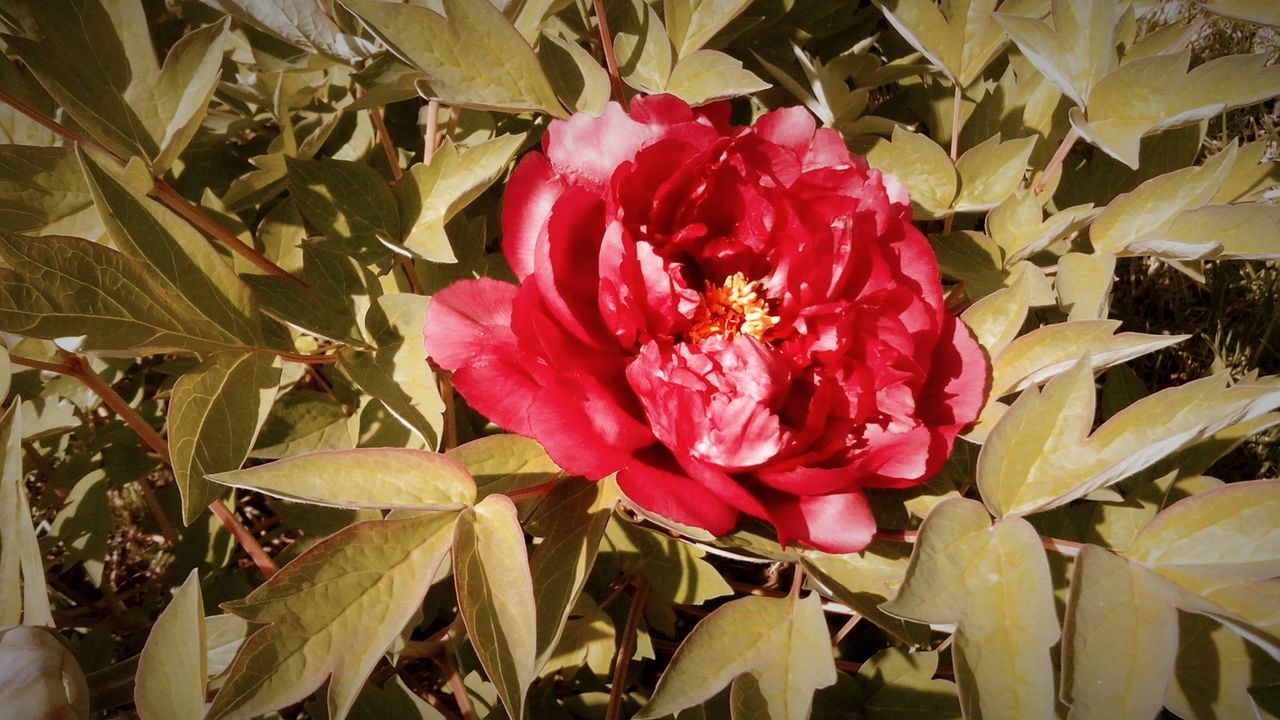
[866,127,956,219]
[539,34,611,115]
[343,0,566,117]
[445,434,562,498]
[200,0,374,63]
[136,570,208,720]
[995,0,1123,107]
[0,146,97,237]
[170,351,281,523]
[961,271,1032,358]
[611,0,675,93]
[209,447,475,510]
[208,512,457,720]
[801,543,931,645]
[665,50,771,106]
[1060,546,1178,720]
[1165,612,1280,720]
[663,0,752,58]
[1156,203,1280,260]
[0,406,52,627]
[285,157,400,243]
[1055,252,1116,321]
[953,135,1036,212]
[454,495,537,720]
[853,648,961,720]
[634,593,836,720]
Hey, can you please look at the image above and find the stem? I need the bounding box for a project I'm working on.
[789,562,805,601]
[832,613,863,646]
[1033,128,1078,196]
[502,477,568,502]
[361,87,403,183]
[423,100,441,165]
[0,89,109,156]
[592,0,628,110]
[606,576,649,720]
[943,82,963,233]
[209,499,278,579]
[271,350,339,364]
[436,652,476,720]
[875,528,1084,558]
[439,373,458,450]
[9,355,75,375]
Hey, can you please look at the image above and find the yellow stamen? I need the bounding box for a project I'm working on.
[688,272,779,343]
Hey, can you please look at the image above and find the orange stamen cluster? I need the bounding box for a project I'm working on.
[688,272,778,343]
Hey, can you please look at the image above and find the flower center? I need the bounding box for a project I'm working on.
[688,272,778,343]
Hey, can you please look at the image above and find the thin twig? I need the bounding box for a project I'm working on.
[271,350,339,365]
[606,576,649,720]
[832,613,863,646]
[423,100,441,165]
[0,89,111,156]
[789,562,805,600]
[436,651,476,720]
[592,0,628,110]
[1033,127,1078,196]
[365,94,403,183]
[943,82,964,233]
[209,499,279,579]
[439,374,458,450]
[503,477,569,502]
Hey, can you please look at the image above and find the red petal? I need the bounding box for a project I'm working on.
[918,314,990,434]
[502,153,564,281]
[764,489,876,553]
[753,106,816,156]
[423,278,518,370]
[617,449,740,536]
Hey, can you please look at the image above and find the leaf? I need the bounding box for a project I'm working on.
[988,191,1096,266]
[634,593,837,720]
[0,405,52,627]
[873,0,1012,87]
[0,233,249,354]
[1126,479,1280,585]
[980,366,1280,518]
[853,648,961,720]
[1060,546,1178,720]
[961,271,1031,358]
[251,391,354,460]
[286,157,400,243]
[1205,0,1280,26]
[801,543,932,645]
[79,147,264,347]
[343,0,566,117]
[611,0,675,93]
[445,434,562,498]
[1055,252,1116,321]
[952,135,1036,212]
[395,134,525,262]
[1090,143,1237,255]
[528,479,614,669]
[136,570,208,720]
[338,294,445,447]
[990,319,1187,397]
[663,0,752,58]
[865,127,956,219]
[453,494,537,720]
[664,50,771,105]
[1154,203,1280,260]
[244,245,380,348]
[1071,52,1280,168]
[170,351,281,523]
[148,19,231,174]
[995,0,1122,107]
[1165,612,1280,720]
[199,0,374,63]
[882,498,1059,720]
[0,145,98,237]
[208,512,457,720]
[538,33,611,115]
[209,447,475,510]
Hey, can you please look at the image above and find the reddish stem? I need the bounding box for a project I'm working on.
[592,0,628,110]
[606,576,649,720]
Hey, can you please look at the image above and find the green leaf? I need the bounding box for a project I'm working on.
[1071,52,1280,168]
[852,648,961,720]
[445,434,562,498]
[960,270,1032,358]
[611,0,675,93]
[538,33,611,115]
[147,18,232,175]
[395,134,525,262]
[251,391,354,460]
[0,145,98,237]
[663,0,752,58]
[988,191,1096,266]
[1090,143,1237,256]
[1060,546,1178,720]
[0,232,250,353]
[453,494,537,720]
[170,351,281,523]
[664,50,771,106]
[209,447,475,510]
[1126,479,1280,584]
[882,498,1059,720]
[338,293,445,447]
[1165,612,1280,720]
[801,543,932,645]
[1152,203,1280,261]
[1204,0,1280,26]
[952,135,1036,212]
[634,593,837,720]
[872,0,1011,87]
[209,511,457,720]
[990,319,1187,397]
[79,147,264,347]
[1054,252,1116,321]
[0,405,52,627]
[244,245,380,348]
[995,0,1122,107]
[199,0,374,63]
[865,127,956,219]
[136,570,208,720]
[342,0,566,117]
[286,157,400,243]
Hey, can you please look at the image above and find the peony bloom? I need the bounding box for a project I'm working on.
[425,96,988,553]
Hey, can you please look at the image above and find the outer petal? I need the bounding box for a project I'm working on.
[761,489,876,553]
[753,106,817,157]
[544,102,654,190]
[423,277,518,370]
[503,153,564,281]
[617,449,740,535]
[917,314,990,434]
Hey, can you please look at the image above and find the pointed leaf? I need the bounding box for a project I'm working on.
[150,19,230,174]
[866,127,956,219]
[1055,252,1116,321]
[854,648,961,720]
[663,0,752,58]
[611,0,675,93]
[343,0,566,116]
[1060,546,1178,720]
[539,33,611,115]
[0,146,97,237]
[634,593,836,720]
[1165,612,1280,720]
[1156,203,1280,260]
[170,351,281,523]
[995,0,1122,107]
[961,271,1032,358]
[199,0,374,63]
[445,434,562,498]
[454,494,537,720]
[208,512,457,720]
[0,406,52,627]
[209,448,475,510]
[665,50,771,105]
[1205,0,1280,25]
[243,246,380,348]
[286,157,400,243]
[953,135,1036,212]
[136,570,208,720]
[801,544,932,645]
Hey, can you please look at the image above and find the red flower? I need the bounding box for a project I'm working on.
[425,96,988,553]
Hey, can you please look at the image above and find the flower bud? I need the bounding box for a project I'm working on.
[0,626,90,720]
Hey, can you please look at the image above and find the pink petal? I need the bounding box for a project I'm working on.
[502,153,564,281]
[423,278,518,370]
[544,102,652,190]
[764,489,877,553]
[753,106,817,156]
[617,449,740,535]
